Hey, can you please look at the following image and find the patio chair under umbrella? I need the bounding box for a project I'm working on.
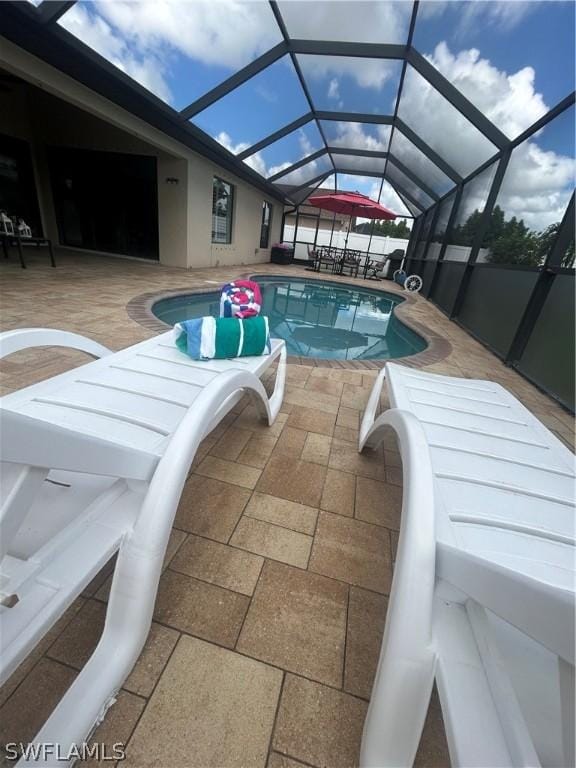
[308,191,396,253]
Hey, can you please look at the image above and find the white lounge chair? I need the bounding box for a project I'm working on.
[358,363,575,768]
[0,327,286,765]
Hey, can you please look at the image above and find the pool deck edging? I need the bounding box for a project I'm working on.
[125,269,452,370]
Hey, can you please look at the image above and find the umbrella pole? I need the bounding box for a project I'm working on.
[344,205,355,255]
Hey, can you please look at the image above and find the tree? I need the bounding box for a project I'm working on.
[450,209,484,246]
[562,240,575,268]
[456,205,569,267]
[533,222,575,268]
[353,219,411,238]
[485,214,539,265]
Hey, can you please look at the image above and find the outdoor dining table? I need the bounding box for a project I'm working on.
[313,246,362,275]
[313,247,386,279]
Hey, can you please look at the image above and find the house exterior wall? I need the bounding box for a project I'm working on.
[0,38,283,270]
[284,212,343,233]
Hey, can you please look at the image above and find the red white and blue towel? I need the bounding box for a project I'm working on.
[220,280,262,319]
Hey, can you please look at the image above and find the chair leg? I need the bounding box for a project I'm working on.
[361,647,435,767]
[16,238,26,269]
[22,537,164,767]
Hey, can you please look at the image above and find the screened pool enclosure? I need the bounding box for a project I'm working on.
[2,0,574,408]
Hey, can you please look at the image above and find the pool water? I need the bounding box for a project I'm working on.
[153,276,427,361]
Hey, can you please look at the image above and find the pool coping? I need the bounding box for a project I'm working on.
[126,270,452,370]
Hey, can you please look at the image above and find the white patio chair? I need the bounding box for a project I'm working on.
[358,363,575,768]
[0,327,286,766]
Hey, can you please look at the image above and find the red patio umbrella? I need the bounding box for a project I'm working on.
[308,191,396,253]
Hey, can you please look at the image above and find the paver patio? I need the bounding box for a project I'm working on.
[1,250,573,767]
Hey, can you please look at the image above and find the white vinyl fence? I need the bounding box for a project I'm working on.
[442,244,490,263]
[283,224,409,263]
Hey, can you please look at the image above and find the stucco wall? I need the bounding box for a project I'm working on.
[0,39,283,270]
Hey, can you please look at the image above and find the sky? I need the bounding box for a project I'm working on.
[55,0,575,230]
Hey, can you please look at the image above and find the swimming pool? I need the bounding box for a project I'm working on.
[152,276,427,361]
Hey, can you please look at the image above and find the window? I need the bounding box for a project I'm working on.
[212,177,234,244]
[260,201,272,248]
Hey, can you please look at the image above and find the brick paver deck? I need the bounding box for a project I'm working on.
[1,250,573,767]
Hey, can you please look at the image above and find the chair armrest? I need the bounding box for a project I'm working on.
[0,328,112,360]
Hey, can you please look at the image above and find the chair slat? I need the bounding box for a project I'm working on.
[32,380,187,434]
[77,368,202,407]
[13,401,167,451]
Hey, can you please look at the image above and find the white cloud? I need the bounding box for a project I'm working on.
[268,161,293,177]
[377,181,412,219]
[399,63,496,175]
[277,1,412,45]
[60,0,282,105]
[454,1,540,37]
[428,42,548,139]
[299,54,400,92]
[265,127,322,179]
[217,127,322,182]
[215,131,268,177]
[399,37,556,179]
[273,154,330,186]
[215,131,249,155]
[336,174,379,200]
[402,39,573,229]
[391,129,452,195]
[327,78,340,101]
[417,1,539,35]
[59,4,172,102]
[446,136,574,233]
[255,85,279,105]
[298,130,315,156]
[327,79,345,109]
[344,176,416,221]
[496,140,575,230]
[335,155,386,173]
[95,0,281,69]
[326,122,391,152]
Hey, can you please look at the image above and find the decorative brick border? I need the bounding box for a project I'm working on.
[126,270,452,369]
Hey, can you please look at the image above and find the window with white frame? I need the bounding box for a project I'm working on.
[260,201,272,248]
[212,177,234,244]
